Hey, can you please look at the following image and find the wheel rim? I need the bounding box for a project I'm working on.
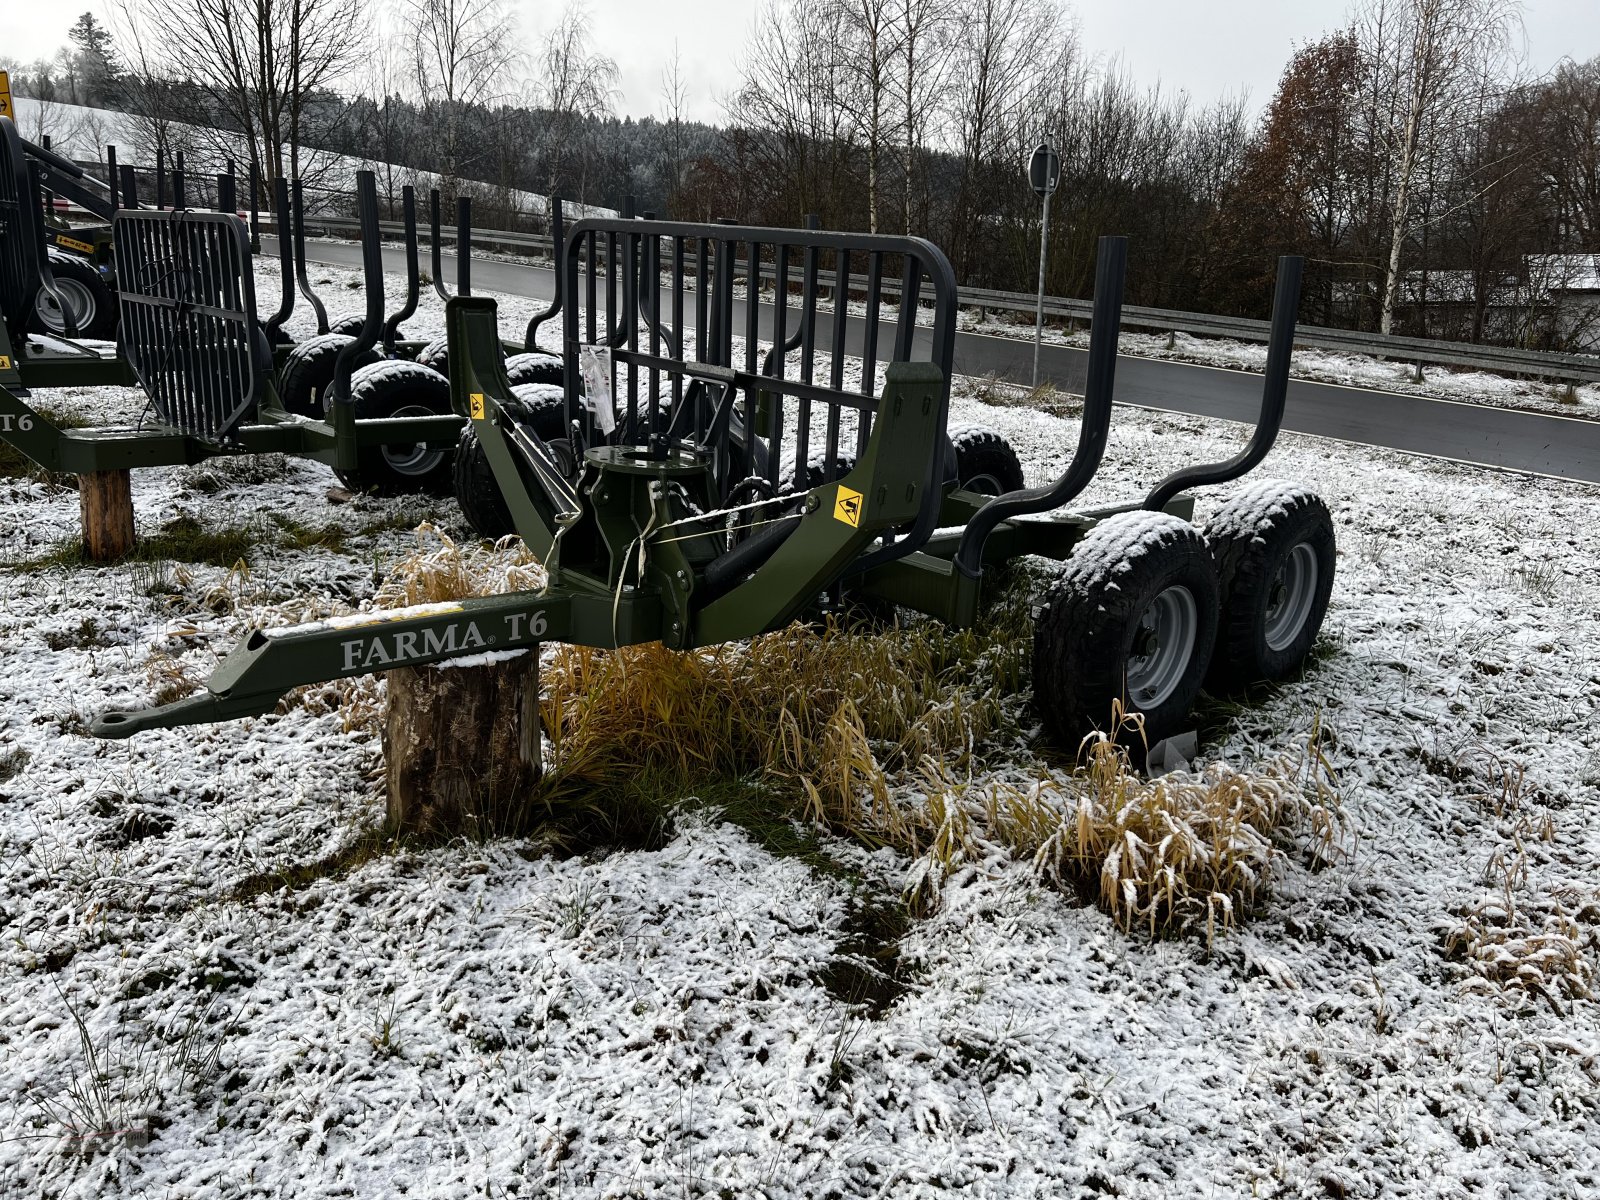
[1264,542,1319,652]
[382,404,446,475]
[35,279,96,334]
[1126,584,1199,710]
[962,471,1007,496]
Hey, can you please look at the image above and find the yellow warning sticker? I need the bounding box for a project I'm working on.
[0,72,12,122]
[469,392,486,419]
[0,356,11,371]
[834,484,864,528]
[56,235,95,254]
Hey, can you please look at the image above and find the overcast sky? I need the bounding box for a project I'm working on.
[5,0,1599,125]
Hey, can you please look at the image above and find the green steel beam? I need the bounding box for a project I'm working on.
[692,361,946,645]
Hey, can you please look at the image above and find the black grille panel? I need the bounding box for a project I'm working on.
[114,209,265,441]
[0,116,46,338]
[561,218,958,563]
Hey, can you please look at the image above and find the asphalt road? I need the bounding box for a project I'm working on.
[278,239,1600,486]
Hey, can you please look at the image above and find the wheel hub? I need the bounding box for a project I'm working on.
[1132,626,1160,658]
[1125,584,1198,710]
[1263,542,1319,652]
[35,278,95,334]
[382,404,446,474]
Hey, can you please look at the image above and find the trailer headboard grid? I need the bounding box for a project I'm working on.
[113,209,266,442]
[0,116,49,339]
[562,217,959,567]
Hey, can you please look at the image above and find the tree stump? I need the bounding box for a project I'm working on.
[79,469,135,561]
[384,650,543,840]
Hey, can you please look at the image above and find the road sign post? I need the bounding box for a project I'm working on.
[1028,142,1061,388]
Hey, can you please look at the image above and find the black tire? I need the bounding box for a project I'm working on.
[454,424,516,539]
[951,427,1024,496]
[261,322,292,347]
[335,361,455,495]
[456,432,578,541]
[505,351,563,386]
[30,253,117,339]
[507,383,567,439]
[1205,483,1336,691]
[1033,511,1220,749]
[801,452,856,491]
[454,389,574,540]
[329,312,367,338]
[278,333,381,418]
[416,338,450,376]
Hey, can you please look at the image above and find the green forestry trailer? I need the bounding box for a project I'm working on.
[0,117,577,554]
[86,175,1336,752]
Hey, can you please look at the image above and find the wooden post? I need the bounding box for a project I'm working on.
[79,470,135,561]
[384,650,543,840]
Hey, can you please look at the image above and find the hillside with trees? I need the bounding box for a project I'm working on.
[4,0,1597,347]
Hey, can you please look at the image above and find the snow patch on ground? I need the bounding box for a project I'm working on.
[0,266,1597,1198]
[969,312,1600,420]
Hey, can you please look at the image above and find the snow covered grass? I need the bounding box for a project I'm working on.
[340,229,1599,420]
[1,269,1598,1197]
[968,309,1600,420]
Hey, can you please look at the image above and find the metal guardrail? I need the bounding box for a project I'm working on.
[960,285,1600,386]
[271,215,1600,387]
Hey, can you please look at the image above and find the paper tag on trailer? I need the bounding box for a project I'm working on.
[579,345,616,436]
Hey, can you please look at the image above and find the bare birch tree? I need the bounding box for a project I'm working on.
[1353,0,1521,333]
[894,0,955,232]
[117,0,359,192]
[727,0,860,223]
[536,2,620,203]
[944,0,1065,275]
[403,0,522,189]
[659,40,690,213]
[353,24,420,216]
[831,0,897,231]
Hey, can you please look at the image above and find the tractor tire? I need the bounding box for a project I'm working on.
[506,383,567,439]
[329,312,367,337]
[335,360,456,495]
[30,253,117,339]
[1033,511,1220,750]
[454,385,574,540]
[1204,482,1336,691]
[951,427,1025,496]
[454,425,516,540]
[505,351,564,386]
[454,431,579,542]
[278,333,381,418]
[801,451,856,491]
[416,338,450,376]
[261,322,293,347]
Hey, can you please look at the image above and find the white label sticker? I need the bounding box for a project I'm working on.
[579,345,616,436]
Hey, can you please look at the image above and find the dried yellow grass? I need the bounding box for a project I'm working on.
[284,527,1335,941]
[538,600,1030,842]
[1442,749,1593,1008]
[540,616,1336,941]
[972,716,1324,946]
[375,525,546,606]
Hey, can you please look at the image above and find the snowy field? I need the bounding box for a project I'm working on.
[8,96,615,222]
[295,233,1599,422]
[1,263,1597,1198]
[967,310,1600,421]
